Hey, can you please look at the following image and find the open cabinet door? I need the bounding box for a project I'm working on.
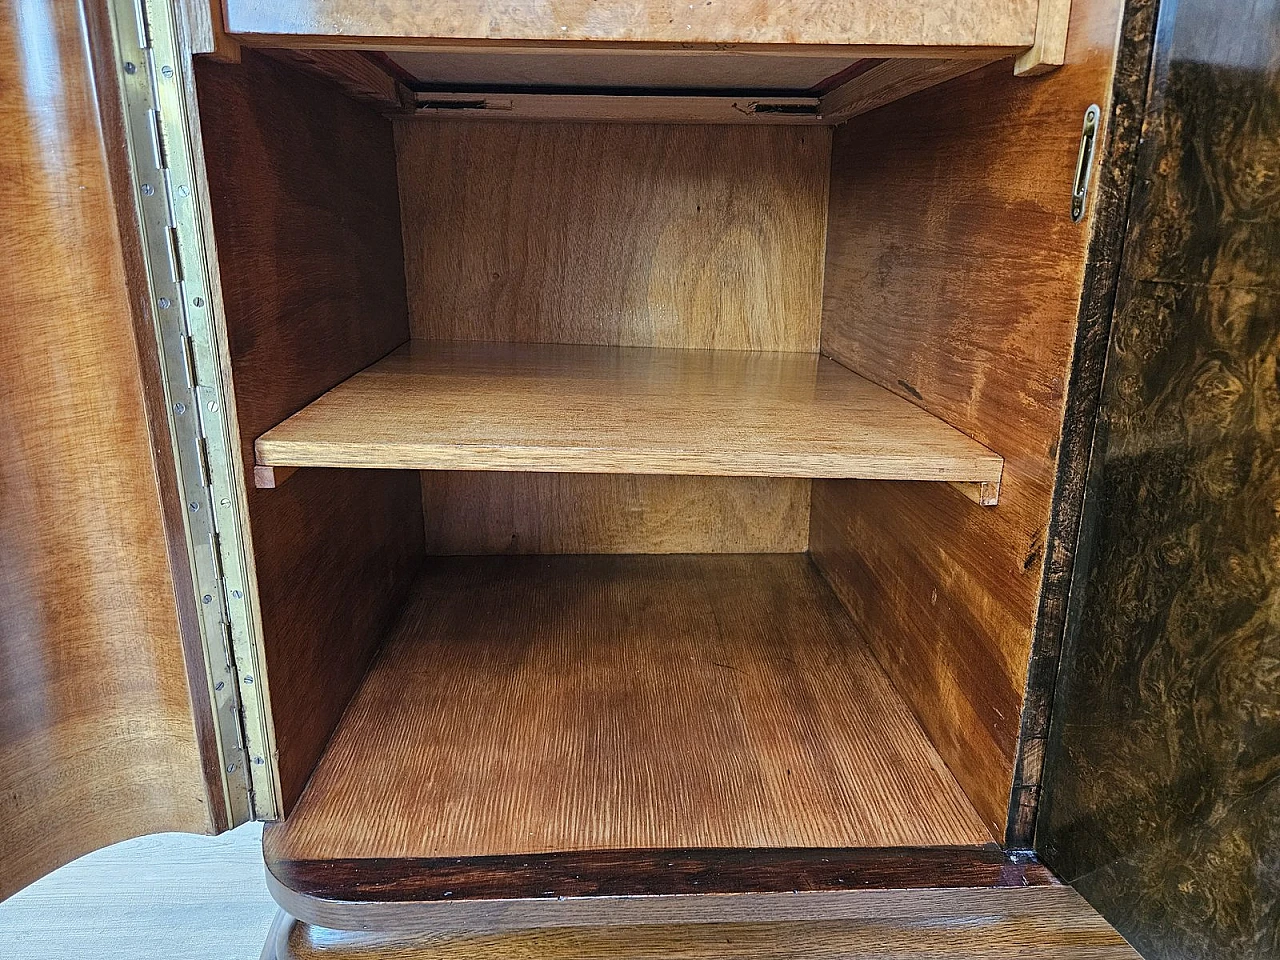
[1037,0,1280,957]
[0,0,237,899]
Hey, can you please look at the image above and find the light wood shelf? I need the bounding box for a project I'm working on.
[264,554,993,865]
[254,341,1003,492]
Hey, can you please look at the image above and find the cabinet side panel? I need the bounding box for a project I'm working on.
[0,0,210,898]
[811,0,1128,836]
[194,50,424,812]
[1039,1,1280,957]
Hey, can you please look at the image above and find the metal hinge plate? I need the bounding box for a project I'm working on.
[106,0,279,823]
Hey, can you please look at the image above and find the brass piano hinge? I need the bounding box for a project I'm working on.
[105,0,279,823]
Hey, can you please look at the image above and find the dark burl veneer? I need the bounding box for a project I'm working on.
[1039,1,1280,957]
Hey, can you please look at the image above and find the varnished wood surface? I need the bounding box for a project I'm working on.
[265,554,991,872]
[421,474,809,554]
[0,0,210,899]
[395,120,829,550]
[387,48,861,92]
[194,49,424,812]
[255,342,1004,483]
[1040,1,1280,957]
[266,886,1140,959]
[810,0,1128,836]
[269,847,1052,905]
[819,59,989,123]
[223,0,1037,50]
[264,49,409,111]
[396,122,828,352]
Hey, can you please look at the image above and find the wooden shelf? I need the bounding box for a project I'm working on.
[264,554,992,872]
[255,341,1003,492]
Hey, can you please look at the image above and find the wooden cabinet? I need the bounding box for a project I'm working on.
[3,0,1271,958]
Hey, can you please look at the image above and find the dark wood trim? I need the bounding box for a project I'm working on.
[83,0,228,833]
[1005,0,1162,848]
[269,847,1056,903]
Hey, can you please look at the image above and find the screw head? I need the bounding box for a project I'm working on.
[202,594,212,604]
[174,401,186,415]
[161,65,175,79]
[157,297,171,309]
[141,183,154,196]
[189,501,200,512]
[124,62,136,74]
[192,296,205,308]
[177,185,190,198]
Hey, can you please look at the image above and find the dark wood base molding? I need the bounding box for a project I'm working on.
[264,847,1058,934]
[261,879,1141,958]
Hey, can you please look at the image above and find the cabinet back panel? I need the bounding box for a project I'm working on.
[811,0,1128,837]
[398,120,828,552]
[195,49,425,812]
[421,473,810,555]
[396,120,829,352]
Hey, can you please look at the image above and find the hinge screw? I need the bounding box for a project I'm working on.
[124,62,136,74]
[174,401,186,414]
[177,185,190,198]
[253,757,265,765]
[243,676,254,684]
[226,762,236,773]
[158,297,171,309]
[202,594,213,604]
[231,589,243,599]
[192,296,205,308]
[215,681,225,691]
[161,65,174,80]
[208,400,218,412]
[189,501,200,512]
[141,183,154,196]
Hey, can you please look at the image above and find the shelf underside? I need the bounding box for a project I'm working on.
[255,342,1003,487]
[265,554,992,870]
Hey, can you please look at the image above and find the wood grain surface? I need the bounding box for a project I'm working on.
[396,121,828,352]
[1039,1,1280,957]
[222,0,1038,51]
[421,473,810,554]
[264,554,991,867]
[266,885,1140,960]
[255,342,1004,483]
[0,0,210,898]
[194,49,424,812]
[809,0,1127,836]
[387,49,861,92]
[268,847,1052,905]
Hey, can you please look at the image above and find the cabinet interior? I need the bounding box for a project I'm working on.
[193,39,1092,860]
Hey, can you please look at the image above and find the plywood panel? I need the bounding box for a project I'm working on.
[264,554,991,866]
[254,342,1004,484]
[396,121,829,351]
[421,473,809,554]
[810,0,1128,837]
[223,0,1038,51]
[0,0,209,899]
[194,50,424,812]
